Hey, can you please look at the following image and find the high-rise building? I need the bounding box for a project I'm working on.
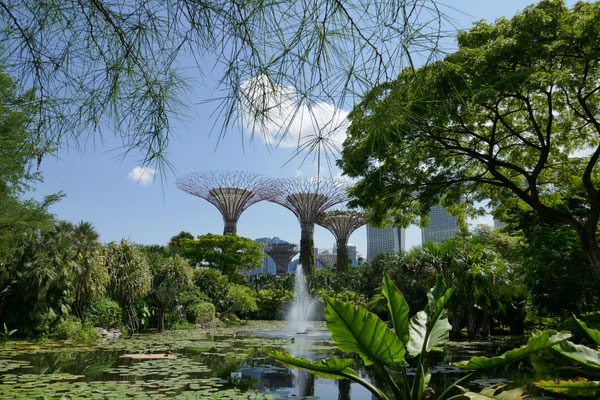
[421,205,460,244]
[366,225,405,261]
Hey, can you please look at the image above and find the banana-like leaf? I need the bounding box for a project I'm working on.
[407,310,452,357]
[324,296,408,367]
[382,271,410,345]
[426,275,447,315]
[534,378,600,397]
[269,351,357,379]
[553,340,600,369]
[575,316,600,346]
[457,384,526,400]
[455,331,571,370]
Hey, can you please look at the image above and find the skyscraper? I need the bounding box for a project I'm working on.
[421,204,460,244]
[366,225,405,261]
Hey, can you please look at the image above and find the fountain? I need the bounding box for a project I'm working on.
[287,264,315,334]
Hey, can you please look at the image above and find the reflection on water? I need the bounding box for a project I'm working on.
[0,321,598,399]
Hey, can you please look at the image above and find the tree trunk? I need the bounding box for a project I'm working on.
[158,310,165,333]
[336,238,349,274]
[338,378,351,400]
[580,227,600,282]
[300,222,315,276]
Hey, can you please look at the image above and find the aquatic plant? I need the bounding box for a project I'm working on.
[271,273,570,400]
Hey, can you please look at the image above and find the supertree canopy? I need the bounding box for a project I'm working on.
[318,210,369,273]
[176,171,276,234]
[316,252,337,269]
[264,243,299,275]
[268,177,348,276]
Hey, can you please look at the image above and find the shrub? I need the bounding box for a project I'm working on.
[85,298,122,328]
[164,312,195,330]
[193,268,230,312]
[253,289,294,320]
[186,301,215,324]
[53,316,100,342]
[223,284,257,319]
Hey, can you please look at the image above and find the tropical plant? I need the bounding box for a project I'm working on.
[150,255,193,332]
[186,302,215,325]
[101,240,152,331]
[85,298,122,329]
[252,289,294,320]
[0,323,16,344]
[222,284,257,319]
[533,316,600,397]
[192,268,230,313]
[270,273,571,400]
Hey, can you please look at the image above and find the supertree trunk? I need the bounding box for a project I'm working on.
[300,222,316,276]
[336,238,349,273]
[223,219,237,234]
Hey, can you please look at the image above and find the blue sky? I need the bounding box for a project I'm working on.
[27,1,557,259]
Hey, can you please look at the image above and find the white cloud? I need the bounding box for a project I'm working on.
[128,166,157,186]
[238,75,350,152]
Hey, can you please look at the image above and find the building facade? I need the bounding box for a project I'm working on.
[421,204,460,244]
[366,225,405,261]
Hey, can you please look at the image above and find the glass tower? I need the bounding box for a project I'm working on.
[366,225,405,261]
[421,204,460,244]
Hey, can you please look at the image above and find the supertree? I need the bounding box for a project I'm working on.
[264,243,299,275]
[316,252,337,269]
[318,210,369,273]
[268,177,348,276]
[176,171,276,235]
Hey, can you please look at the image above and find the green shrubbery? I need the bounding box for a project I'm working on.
[252,289,294,320]
[164,312,195,330]
[85,298,122,328]
[53,316,100,342]
[223,284,257,319]
[186,302,215,325]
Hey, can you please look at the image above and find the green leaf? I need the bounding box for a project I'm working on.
[552,340,600,369]
[534,378,600,397]
[324,296,408,367]
[457,384,526,400]
[575,316,600,346]
[381,271,410,345]
[455,331,571,370]
[407,310,452,357]
[269,351,357,379]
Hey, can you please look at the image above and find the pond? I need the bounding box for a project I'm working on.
[0,321,595,399]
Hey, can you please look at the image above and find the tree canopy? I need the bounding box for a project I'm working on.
[339,0,600,280]
[0,0,448,170]
[181,233,264,279]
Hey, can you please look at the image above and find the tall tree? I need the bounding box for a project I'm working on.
[340,0,600,281]
[181,233,264,280]
[0,0,448,169]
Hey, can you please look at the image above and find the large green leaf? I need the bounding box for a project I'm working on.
[576,316,600,346]
[407,310,452,357]
[324,296,408,367]
[457,384,526,400]
[534,378,600,397]
[269,351,357,379]
[454,331,571,370]
[552,340,600,369]
[381,271,410,345]
[406,276,454,357]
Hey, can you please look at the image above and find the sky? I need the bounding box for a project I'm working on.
[27,1,555,259]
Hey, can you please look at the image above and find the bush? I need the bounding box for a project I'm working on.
[85,298,122,328]
[252,289,294,320]
[193,268,230,312]
[53,316,100,342]
[223,284,257,319]
[186,301,215,324]
[164,312,195,330]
